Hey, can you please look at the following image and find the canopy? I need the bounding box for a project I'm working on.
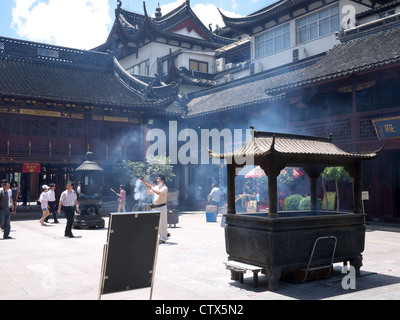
[208,129,382,217]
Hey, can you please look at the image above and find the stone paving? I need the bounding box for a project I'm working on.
[1,212,400,300]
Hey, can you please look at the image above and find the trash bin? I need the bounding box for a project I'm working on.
[205,205,218,222]
[168,209,179,227]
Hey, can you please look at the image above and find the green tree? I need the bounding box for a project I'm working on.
[322,167,351,211]
[299,196,322,210]
[283,194,304,211]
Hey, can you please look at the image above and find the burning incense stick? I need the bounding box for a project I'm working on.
[110,188,118,195]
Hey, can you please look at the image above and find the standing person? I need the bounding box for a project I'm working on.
[39,185,50,226]
[0,180,13,239]
[117,185,126,213]
[77,182,82,196]
[44,183,58,223]
[11,181,19,215]
[208,183,222,207]
[58,181,79,238]
[143,175,168,244]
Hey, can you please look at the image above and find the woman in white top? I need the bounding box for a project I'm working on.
[39,185,50,226]
[44,183,58,223]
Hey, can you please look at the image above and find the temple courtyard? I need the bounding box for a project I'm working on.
[1,212,400,300]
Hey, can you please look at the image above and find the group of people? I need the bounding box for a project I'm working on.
[2,175,170,244]
[39,181,79,238]
[0,180,80,239]
[114,175,169,244]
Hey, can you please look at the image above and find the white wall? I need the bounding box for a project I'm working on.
[120,42,216,77]
[120,42,181,76]
[118,0,383,81]
[250,0,371,73]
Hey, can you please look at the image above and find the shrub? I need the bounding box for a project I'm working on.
[299,196,322,210]
[283,194,304,211]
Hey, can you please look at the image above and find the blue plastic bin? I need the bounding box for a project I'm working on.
[206,211,218,222]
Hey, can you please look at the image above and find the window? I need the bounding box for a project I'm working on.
[67,124,74,138]
[255,23,290,58]
[0,118,10,134]
[12,119,20,135]
[58,123,66,137]
[108,126,115,140]
[31,120,39,136]
[127,60,150,76]
[378,9,395,19]
[49,122,57,137]
[21,119,30,135]
[297,5,339,44]
[40,121,48,136]
[189,59,208,73]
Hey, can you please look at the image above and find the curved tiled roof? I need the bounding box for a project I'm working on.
[209,130,382,163]
[219,0,311,33]
[0,37,180,112]
[187,25,400,117]
[266,24,400,94]
[97,1,234,52]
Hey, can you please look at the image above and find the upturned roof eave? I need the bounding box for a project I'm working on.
[208,132,382,164]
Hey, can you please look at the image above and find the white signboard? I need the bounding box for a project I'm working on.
[362,191,369,201]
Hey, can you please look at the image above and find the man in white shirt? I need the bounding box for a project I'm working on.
[144,175,168,244]
[58,182,79,238]
[208,183,222,206]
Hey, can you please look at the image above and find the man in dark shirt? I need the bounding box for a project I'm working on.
[0,180,12,239]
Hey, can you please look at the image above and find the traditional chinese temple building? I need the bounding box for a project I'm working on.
[1,0,400,222]
[0,37,182,200]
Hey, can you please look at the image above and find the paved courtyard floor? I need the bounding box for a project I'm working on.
[1,212,400,300]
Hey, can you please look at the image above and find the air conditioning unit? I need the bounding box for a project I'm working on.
[250,62,263,74]
[223,73,233,82]
[293,47,307,62]
[215,58,225,72]
[250,62,255,75]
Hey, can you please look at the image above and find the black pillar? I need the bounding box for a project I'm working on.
[353,160,363,214]
[227,164,236,215]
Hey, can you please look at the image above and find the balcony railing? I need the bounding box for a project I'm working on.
[0,140,142,163]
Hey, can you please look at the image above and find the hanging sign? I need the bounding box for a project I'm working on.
[372,116,400,139]
[23,163,41,173]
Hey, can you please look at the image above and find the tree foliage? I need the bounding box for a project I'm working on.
[283,194,304,211]
[322,167,351,183]
[321,166,351,211]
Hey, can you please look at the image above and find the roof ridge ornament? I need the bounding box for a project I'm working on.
[271,135,276,152]
[155,2,162,19]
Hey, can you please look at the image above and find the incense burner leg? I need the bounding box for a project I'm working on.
[350,254,363,277]
[265,266,282,291]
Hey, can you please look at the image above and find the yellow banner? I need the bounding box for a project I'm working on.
[322,192,336,210]
[20,108,61,117]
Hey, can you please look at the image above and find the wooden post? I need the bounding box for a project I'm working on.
[262,160,279,219]
[268,171,278,218]
[353,160,363,214]
[304,165,324,211]
[227,164,236,215]
[310,175,318,211]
